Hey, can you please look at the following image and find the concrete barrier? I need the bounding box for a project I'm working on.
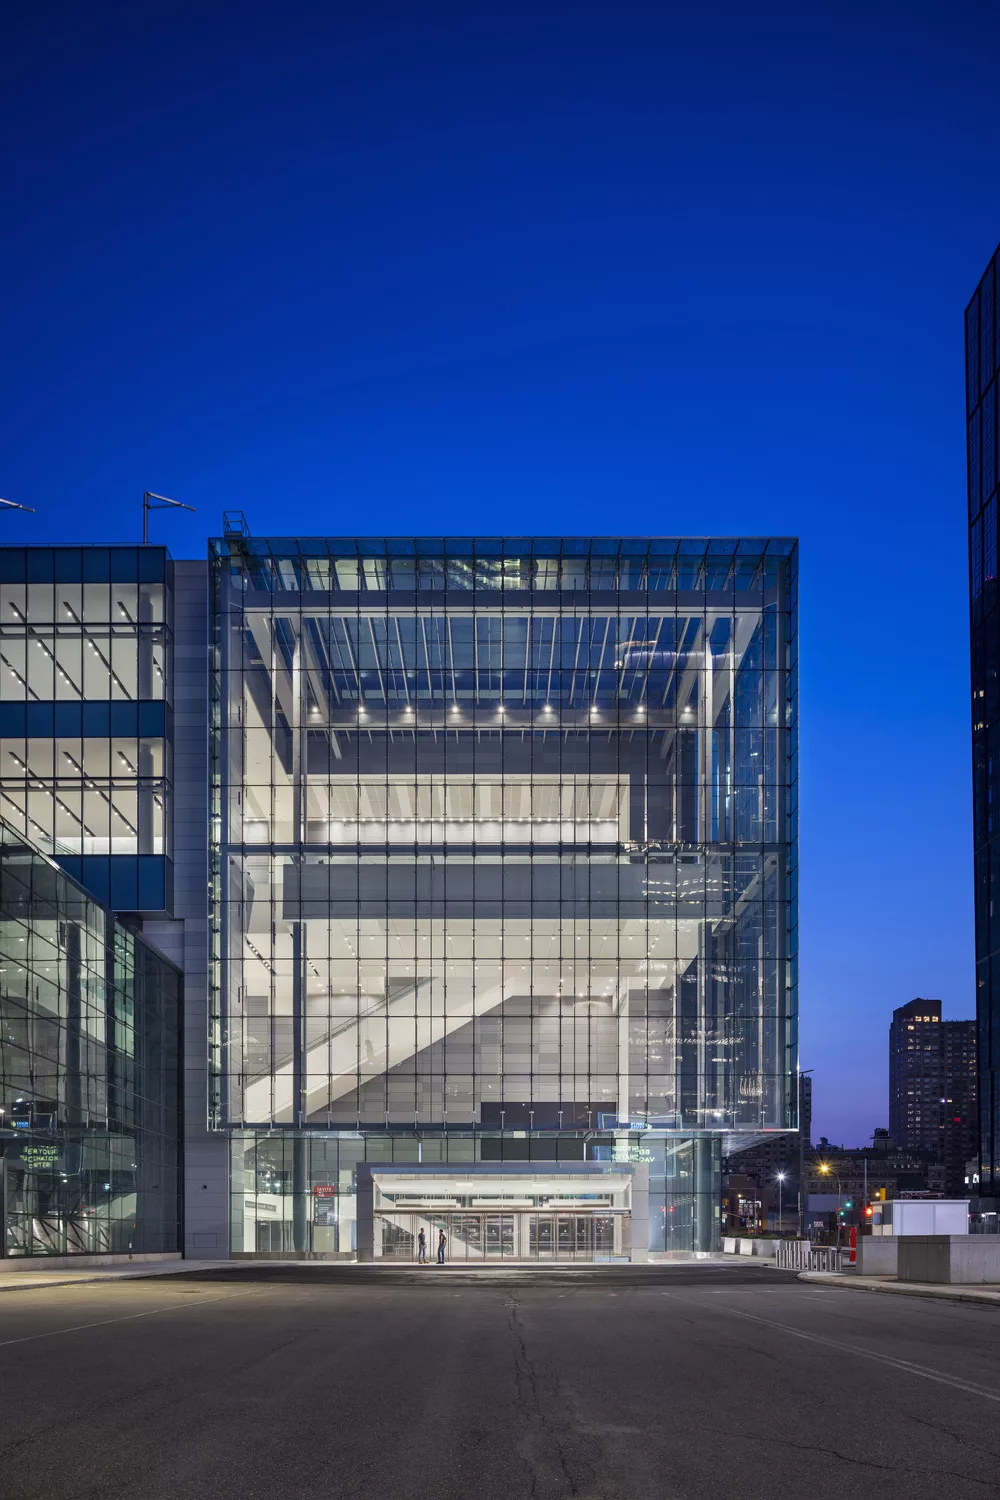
[897,1235,1000,1284]
[722,1237,781,1260]
[856,1237,898,1275]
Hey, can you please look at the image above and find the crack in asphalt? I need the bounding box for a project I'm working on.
[506,1294,591,1499]
[904,1411,1000,1461]
[734,1430,1000,1490]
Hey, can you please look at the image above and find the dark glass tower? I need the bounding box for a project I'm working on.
[967,247,1000,1199]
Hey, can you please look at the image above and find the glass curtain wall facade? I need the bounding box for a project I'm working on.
[211,536,798,1255]
[0,818,181,1256]
[0,546,173,913]
[968,247,1000,1198]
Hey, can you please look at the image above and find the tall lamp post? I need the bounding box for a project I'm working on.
[818,1162,843,1245]
[796,1066,814,1238]
[776,1171,787,1234]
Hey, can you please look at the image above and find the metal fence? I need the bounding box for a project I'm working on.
[774,1239,843,1272]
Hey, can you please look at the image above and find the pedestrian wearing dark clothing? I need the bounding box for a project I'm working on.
[437,1229,446,1264]
[417,1229,427,1264]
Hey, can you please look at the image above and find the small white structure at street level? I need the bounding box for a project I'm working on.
[869,1198,969,1237]
[858,1199,1000,1281]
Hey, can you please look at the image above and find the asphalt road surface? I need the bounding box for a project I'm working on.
[2,1261,1000,1499]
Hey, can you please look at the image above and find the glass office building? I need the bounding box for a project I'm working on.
[0,817,181,1257]
[0,546,173,914]
[212,535,798,1257]
[968,248,1000,1201]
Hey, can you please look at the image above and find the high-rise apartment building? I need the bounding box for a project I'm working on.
[889,998,976,1196]
[967,247,1000,1201]
[2,532,799,1260]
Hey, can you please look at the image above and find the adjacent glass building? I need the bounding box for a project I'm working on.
[968,248,1000,1202]
[211,535,798,1257]
[0,546,173,913]
[0,816,181,1257]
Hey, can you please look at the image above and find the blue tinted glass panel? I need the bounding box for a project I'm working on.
[53,549,83,582]
[138,548,166,582]
[26,551,54,582]
[0,703,26,735]
[109,703,139,736]
[110,548,139,583]
[81,702,112,737]
[137,856,167,910]
[53,703,82,737]
[82,549,111,581]
[25,704,54,737]
[109,856,139,910]
[137,701,166,737]
[0,549,26,582]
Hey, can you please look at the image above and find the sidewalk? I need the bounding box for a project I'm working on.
[0,1254,741,1294]
[0,1260,231,1294]
[801,1270,1000,1307]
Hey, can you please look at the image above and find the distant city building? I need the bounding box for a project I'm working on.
[888,998,976,1195]
[721,1173,762,1236]
[806,1135,930,1205]
[967,248,1000,1204]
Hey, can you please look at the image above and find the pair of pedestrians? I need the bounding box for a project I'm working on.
[417,1228,446,1264]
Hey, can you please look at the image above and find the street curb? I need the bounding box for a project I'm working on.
[800,1271,1000,1307]
[0,1263,232,1295]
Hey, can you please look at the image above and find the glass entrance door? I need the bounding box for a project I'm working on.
[378,1209,627,1260]
[528,1212,618,1259]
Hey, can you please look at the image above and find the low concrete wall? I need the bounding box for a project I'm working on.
[0,1252,182,1273]
[898,1236,1000,1284]
[857,1237,898,1276]
[722,1237,778,1258]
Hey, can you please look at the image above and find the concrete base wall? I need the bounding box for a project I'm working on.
[0,1252,182,1272]
[898,1235,1000,1284]
[857,1237,898,1275]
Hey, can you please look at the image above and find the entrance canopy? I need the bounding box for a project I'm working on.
[357,1162,648,1263]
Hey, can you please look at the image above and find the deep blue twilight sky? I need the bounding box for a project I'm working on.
[2,0,997,1144]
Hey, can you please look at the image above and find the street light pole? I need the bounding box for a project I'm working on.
[776,1172,787,1234]
[796,1067,814,1238]
[818,1163,843,1245]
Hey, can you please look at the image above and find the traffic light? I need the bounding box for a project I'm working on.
[864,1203,874,1219]
[844,1200,852,1210]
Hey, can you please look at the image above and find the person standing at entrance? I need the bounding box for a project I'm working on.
[437,1228,446,1264]
[417,1228,427,1264]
